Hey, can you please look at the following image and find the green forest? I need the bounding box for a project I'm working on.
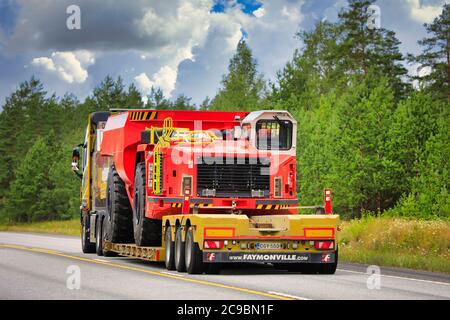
[0,0,448,223]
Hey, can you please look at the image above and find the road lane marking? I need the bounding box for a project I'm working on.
[161,271,185,277]
[93,259,111,263]
[267,291,310,300]
[0,244,295,300]
[337,268,450,286]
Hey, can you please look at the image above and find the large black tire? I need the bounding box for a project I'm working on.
[106,165,133,243]
[133,163,162,246]
[81,214,95,254]
[102,217,117,257]
[185,226,204,274]
[164,225,176,270]
[174,226,186,272]
[95,216,104,256]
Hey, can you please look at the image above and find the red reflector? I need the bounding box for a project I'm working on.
[204,241,223,249]
[314,241,334,250]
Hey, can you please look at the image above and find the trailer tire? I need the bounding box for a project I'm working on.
[102,217,117,257]
[174,226,186,272]
[95,217,104,256]
[107,165,134,243]
[185,227,204,274]
[81,214,95,254]
[164,225,176,270]
[133,163,162,246]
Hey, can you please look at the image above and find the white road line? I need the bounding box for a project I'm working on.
[93,259,111,263]
[267,291,310,300]
[337,268,450,286]
[161,271,185,277]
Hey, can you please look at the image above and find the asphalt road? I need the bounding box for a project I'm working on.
[0,232,449,300]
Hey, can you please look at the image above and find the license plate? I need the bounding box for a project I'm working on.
[255,242,282,250]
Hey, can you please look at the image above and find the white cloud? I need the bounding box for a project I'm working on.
[406,0,444,23]
[253,7,265,18]
[281,5,303,22]
[31,51,95,83]
[134,65,177,97]
[134,73,153,92]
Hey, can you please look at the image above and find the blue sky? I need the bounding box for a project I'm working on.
[0,0,447,106]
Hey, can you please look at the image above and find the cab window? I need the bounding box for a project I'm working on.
[256,120,293,150]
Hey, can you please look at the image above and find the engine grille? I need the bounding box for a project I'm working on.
[196,157,270,198]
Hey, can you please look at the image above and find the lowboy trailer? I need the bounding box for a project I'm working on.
[72,109,339,274]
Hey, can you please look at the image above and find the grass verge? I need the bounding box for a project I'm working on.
[0,219,80,236]
[338,216,450,274]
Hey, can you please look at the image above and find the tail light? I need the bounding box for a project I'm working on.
[204,241,223,249]
[314,241,334,250]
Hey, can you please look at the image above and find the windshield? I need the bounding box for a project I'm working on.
[256,119,293,150]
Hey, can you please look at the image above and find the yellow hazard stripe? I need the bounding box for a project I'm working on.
[257,204,290,210]
[130,111,158,121]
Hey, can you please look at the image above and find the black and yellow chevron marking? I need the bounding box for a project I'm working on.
[190,203,214,208]
[130,111,158,121]
[256,204,290,210]
[170,203,214,208]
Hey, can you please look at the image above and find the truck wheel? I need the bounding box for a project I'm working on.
[102,217,117,257]
[95,217,104,256]
[185,226,204,274]
[164,225,176,270]
[81,214,95,254]
[106,165,133,243]
[174,226,186,272]
[133,163,162,246]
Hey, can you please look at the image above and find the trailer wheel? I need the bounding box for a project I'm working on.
[164,225,176,270]
[102,217,117,257]
[106,165,134,243]
[95,217,104,256]
[185,227,204,274]
[174,226,186,272]
[81,214,95,254]
[133,163,162,246]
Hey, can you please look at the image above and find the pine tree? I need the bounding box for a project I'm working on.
[337,0,408,96]
[409,4,450,101]
[145,87,172,109]
[172,95,194,110]
[0,77,47,200]
[331,77,396,216]
[5,133,57,222]
[212,40,265,111]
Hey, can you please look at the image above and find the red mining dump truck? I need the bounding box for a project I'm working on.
[72,109,339,274]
